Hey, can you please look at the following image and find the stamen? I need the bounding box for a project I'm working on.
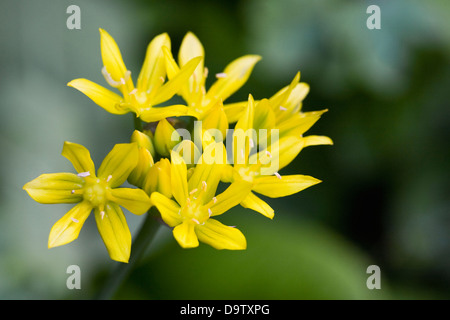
[274,172,282,179]
[201,86,206,95]
[240,148,244,159]
[186,197,191,206]
[204,67,209,79]
[208,208,212,217]
[129,88,138,95]
[106,175,113,182]
[192,218,200,224]
[71,218,79,223]
[160,76,165,83]
[266,150,272,158]
[249,138,254,148]
[189,188,198,195]
[216,72,227,78]
[101,66,122,87]
[202,181,207,191]
[100,211,105,220]
[212,197,217,204]
[77,171,90,177]
[71,190,75,194]
[279,106,287,111]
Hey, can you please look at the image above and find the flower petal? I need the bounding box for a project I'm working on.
[108,188,152,215]
[61,141,96,175]
[278,109,328,138]
[173,221,199,248]
[137,33,171,93]
[97,143,139,188]
[195,219,246,250]
[99,28,128,82]
[94,203,131,263]
[150,56,202,106]
[206,181,252,216]
[303,135,334,147]
[150,192,182,227]
[23,173,84,204]
[206,55,261,102]
[170,150,189,207]
[67,79,127,115]
[48,201,92,248]
[178,32,205,93]
[240,191,274,219]
[223,100,247,123]
[253,174,321,198]
[139,104,189,122]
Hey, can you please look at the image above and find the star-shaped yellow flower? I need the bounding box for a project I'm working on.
[151,145,252,249]
[223,94,328,219]
[163,32,261,124]
[68,29,202,122]
[23,141,151,263]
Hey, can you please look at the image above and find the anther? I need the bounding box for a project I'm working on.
[279,106,287,111]
[216,72,227,78]
[129,88,137,95]
[71,218,79,223]
[266,150,272,158]
[159,76,165,83]
[274,172,282,179]
[208,208,212,217]
[189,188,198,195]
[212,197,217,204]
[77,171,90,177]
[100,211,105,220]
[101,66,122,87]
[192,218,200,225]
[202,181,207,191]
[71,190,75,194]
[106,175,113,182]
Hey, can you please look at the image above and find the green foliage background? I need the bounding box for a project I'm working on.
[0,0,449,299]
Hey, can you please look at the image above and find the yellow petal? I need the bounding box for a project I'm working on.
[223,100,247,123]
[303,135,334,147]
[195,219,246,250]
[67,79,127,115]
[108,188,152,215]
[206,55,261,102]
[253,174,321,198]
[97,143,138,188]
[178,32,205,94]
[150,56,202,105]
[99,28,128,83]
[139,104,189,123]
[173,221,199,248]
[206,181,252,216]
[188,143,225,202]
[61,141,96,175]
[137,33,171,93]
[202,101,229,140]
[150,192,182,227]
[278,109,328,138]
[23,173,84,204]
[94,203,131,263]
[240,191,274,219]
[48,201,92,248]
[172,139,201,168]
[170,150,189,207]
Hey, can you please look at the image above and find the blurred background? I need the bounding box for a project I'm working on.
[1,0,449,299]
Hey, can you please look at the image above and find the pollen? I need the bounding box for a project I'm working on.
[71,218,79,223]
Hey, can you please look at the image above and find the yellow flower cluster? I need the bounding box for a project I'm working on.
[23,29,332,263]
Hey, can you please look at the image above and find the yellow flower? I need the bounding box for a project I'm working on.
[23,141,151,263]
[67,29,202,122]
[223,94,326,219]
[151,145,252,249]
[163,32,261,123]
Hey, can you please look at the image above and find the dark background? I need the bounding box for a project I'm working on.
[0,0,449,299]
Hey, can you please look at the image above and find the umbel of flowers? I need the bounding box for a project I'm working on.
[23,29,332,263]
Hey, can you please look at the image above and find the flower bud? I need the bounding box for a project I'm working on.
[143,158,172,199]
[128,130,155,187]
[154,118,181,157]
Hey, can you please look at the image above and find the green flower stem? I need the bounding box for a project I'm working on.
[96,207,161,300]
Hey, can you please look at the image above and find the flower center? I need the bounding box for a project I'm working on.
[83,178,109,208]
